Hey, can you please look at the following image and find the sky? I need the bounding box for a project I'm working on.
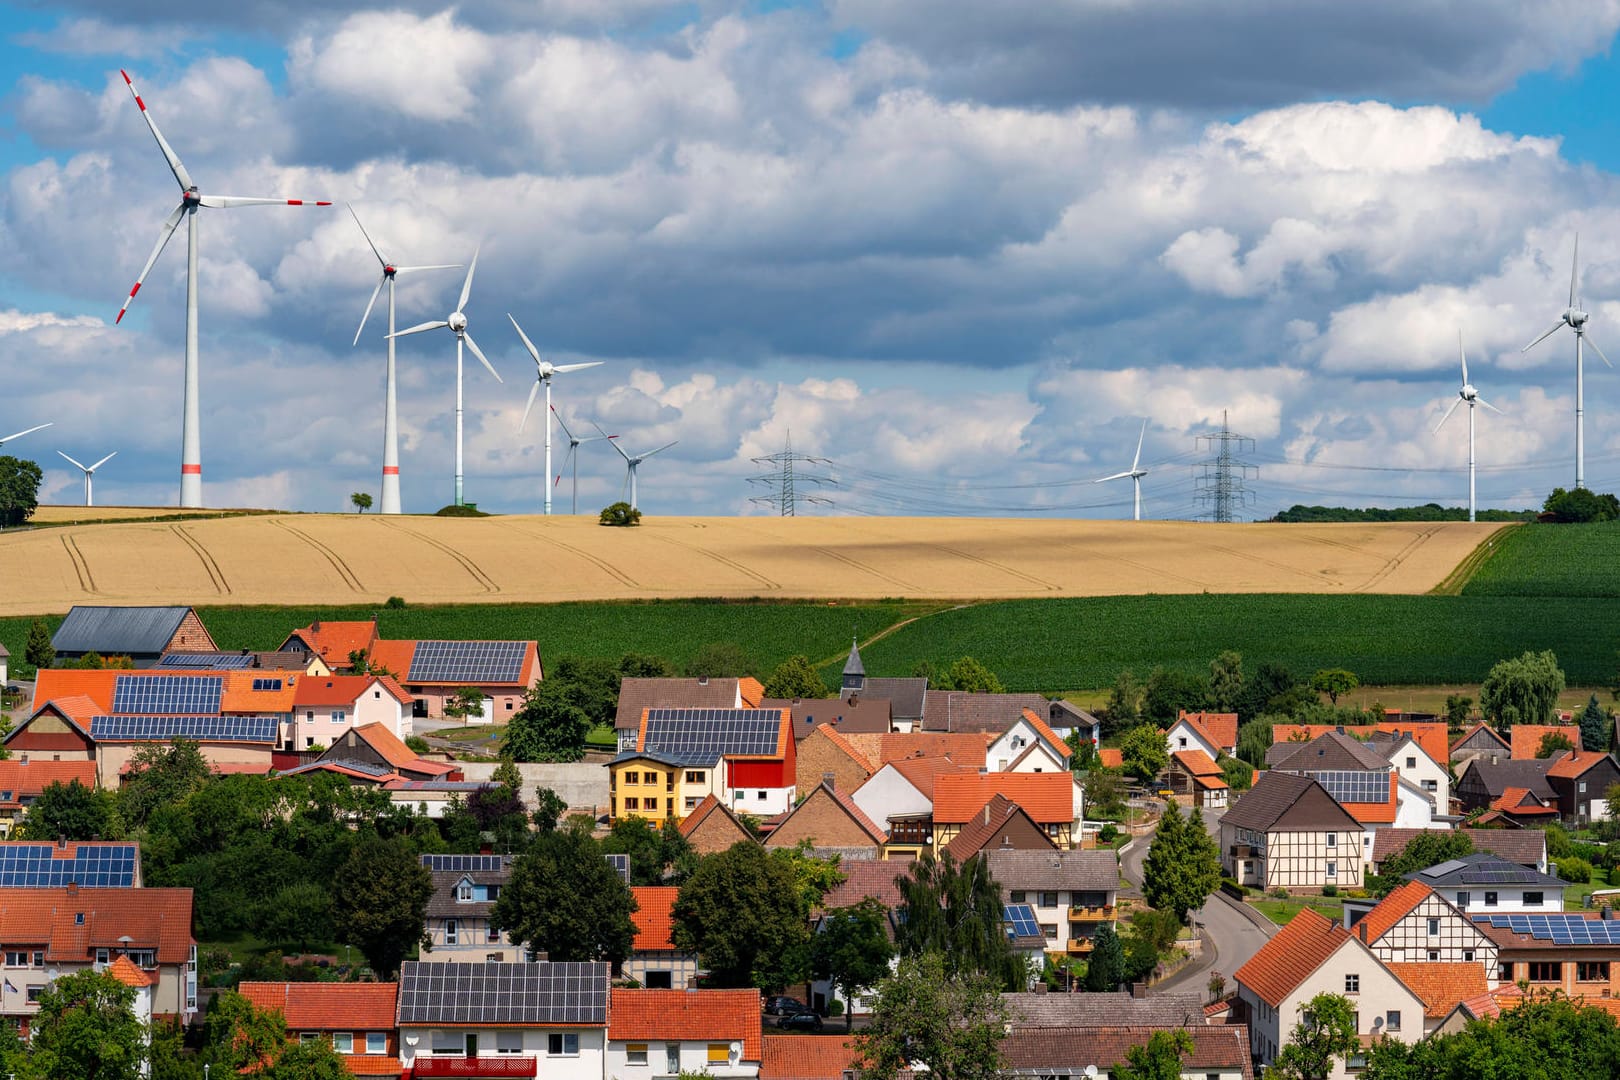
[3,1,1620,519]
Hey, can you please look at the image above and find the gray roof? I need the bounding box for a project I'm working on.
[1405,852,1566,889]
[986,849,1118,892]
[425,862,514,919]
[1220,771,1360,832]
[843,639,864,677]
[846,677,928,721]
[1459,757,1557,800]
[1000,1027,1252,1078]
[52,606,193,656]
[1270,731,1391,772]
[1047,700,1100,729]
[782,695,892,740]
[615,678,745,730]
[1371,828,1546,869]
[397,961,608,1024]
[921,691,1050,733]
[1002,990,1205,1028]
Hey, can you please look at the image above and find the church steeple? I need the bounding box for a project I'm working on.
[841,636,865,694]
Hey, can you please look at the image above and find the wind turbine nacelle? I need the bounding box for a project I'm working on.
[1567,307,1589,328]
[448,311,468,332]
[1461,384,1477,401]
[538,362,555,377]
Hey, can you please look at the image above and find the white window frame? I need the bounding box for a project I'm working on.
[548,1033,579,1057]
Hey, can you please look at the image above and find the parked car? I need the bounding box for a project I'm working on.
[764,996,806,1016]
[777,1010,823,1032]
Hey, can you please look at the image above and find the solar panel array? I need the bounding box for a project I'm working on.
[1423,859,1469,879]
[112,675,223,715]
[1004,903,1041,939]
[1477,915,1620,945]
[606,853,630,883]
[0,844,137,887]
[1312,769,1390,804]
[642,708,782,764]
[409,640,527,684]
[397,961,609,1024]
[1461,865,1538,885]
[90,715,277,743]
[420,854,508,873]
[157,653,254,670]
[251,677,284,692]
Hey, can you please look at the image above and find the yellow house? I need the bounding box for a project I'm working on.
[608,707,795,822]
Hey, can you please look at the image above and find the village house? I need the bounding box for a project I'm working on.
[1545,749,1620,823]
[1402,853,1568,914]
[239,982,402,1076]
[1167,710,1239,758]
[610,707,796,820]
[1164,749,1230,809]
[0,760,98,837]
[1273,722,1450,773]
[942,794,1058,860]
[1366,730,1451,816]
[368,637,544,723]
[0,842,141,888]
[760,1035,861,1080]
[985,709,1072,774]
[1369,828,1547,875]
[615,677,766,751]
[780,695,894,743]
[1455,756,1559,816]
[1509,723,1583,761]
[1385,962,1490,1036]
[676,795,757,855]
[1233,907,1423,1078]
[51,605,217,667]
[1471,910,1620,999]
[1347,879,1499,972]
[986,848,1118,957]
[931,771,1084,850]
[792,726,876,800]
[290,673,413,748]
[849,754,976,860]
[395,960,609,1078]
[417,854,523,964]
[1449,723,1510,770]
[627,886,699,990]
[1269,731,1435,862]
[999,1024,1254,1080]
[763,781,887,854]
[1220,772,1365,890]
[299,723,460,784]
[277,620,381,673]
[837,641,927,731]
[605,988,762,1080]
[920,691,1057,737]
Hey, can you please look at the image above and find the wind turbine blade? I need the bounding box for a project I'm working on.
[393,264,462,274]
[1093,471,1133,484]
[1587,334,1613,369]
[121,70,194,192]
[89,451,118,471]
[1434,397,1462,434]
[595,422,633,462]
[1522,319,1566,352]
[463,332,501,382]
[0,423,51,444]
[519,380,541,433]
[57,451,87,472]
[550,405,576,444]
[198,195,332,208]
[388,320,449,338]
[1571,233,1580,309]
[556,445,576,488]
[507,313,542,364]
[1131,419,1146,472]
[457,246,480,314]
[348,203,386,268]
[1477,397,1505,415]
[1458,329,1468,386]
[553,361,604,375]
[354,273,386,346]
[117,200,187,324]
[642,441,678,459]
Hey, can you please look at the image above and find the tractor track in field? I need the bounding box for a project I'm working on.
[269,519,364,593]
[495,521,643,591]
[1358,526,1442,592]
[646,532,782,591]
[60,534,97,594]
[171,525,231,595]
[378,520,500,594]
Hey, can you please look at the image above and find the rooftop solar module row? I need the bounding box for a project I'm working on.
[409,640,527,684]
[1003,903,1041,939]
[1476,914,1620,944]
[641,707,782,764]
[396,961,608,1024]
[420,854,509,873]
[112,674,223,715]
[0,844,138,888]
[157,653,255,669]
[90,715,278,743]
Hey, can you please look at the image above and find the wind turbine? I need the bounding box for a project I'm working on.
[0,423,51,449]
[550,408,613,515]
[1523,233,1610,489]
[57,451,117,507]
[1093,419,1150,520]
[596,424,676,512]
[348,205,460,516]
[115,69,331,509]
[389,248,501,507]
[507,314,603,515]
[1435,330,1503,523]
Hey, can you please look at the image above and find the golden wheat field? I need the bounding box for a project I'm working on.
[0,509,1506,614]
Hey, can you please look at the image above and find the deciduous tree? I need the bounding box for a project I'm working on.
[491,829,637,965]
[253,881,334,954]
[0,455,42,528]
[673,841,811,988]
[857,953,1008,1080]
[1207,650,1244,712]
[332,834,433,978]
[1119,723,1169,783]
[21,779,119,841]
[684,642,756,679]
[1360,989,1620,1079]
[1538,731,1576,759]
[1142,668,1208,722]
[1368,832,1472,898]
[936,657,1006,694]
[763,654,829,699]
[1480,650,1565,727]
[120,737,211,827]
[1107,669,1143,733]
[350,492,373,514]
[1310,669,1359,705]
[602,816,698,886]
[532,786,568,832]
[1270,992,1359,1080]
[1114,1030,1193,1080]
[812,899,895,1028]
[443,686,486,726]
[503,680,590,762]
[895,851,1022,988]
[599,501,641,526]
[28,968,145,1080]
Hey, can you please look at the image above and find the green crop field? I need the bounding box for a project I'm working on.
[1461,521,1620,597]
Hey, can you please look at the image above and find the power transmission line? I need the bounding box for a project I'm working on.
[1194,410,1258,522]
[748,431,836,515]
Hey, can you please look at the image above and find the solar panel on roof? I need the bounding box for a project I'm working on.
[1422,859,1469,878]
[420,854,507,872]
[1479,914,1620,945]
[157,653,254,670]
[396,961,608,1025]
[0,844,137,887]
[606,853,630,883]
[641,708,782,764]
[1003,903,1041,939]
[90,715,276,743]
[1311,769,1390,804]
[408,641,527,684]
[112,674,222,715]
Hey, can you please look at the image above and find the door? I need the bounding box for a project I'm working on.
[465,1033,478,1057]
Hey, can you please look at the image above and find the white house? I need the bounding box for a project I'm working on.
[986,709,1071,774]
[849,755,973,836]
[986,848,1119,956]
[396,961,607,1079]
[1350,878,1499,974]
[1372,732,1451,817]
[1234,908,1424,1078]
[605,988,761,1080]
[290,674,413,749]
[1402,853,1567,914]
[1219,771,1366,891]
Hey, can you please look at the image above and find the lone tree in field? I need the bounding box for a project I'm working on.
[351,491,373,513]
[1311,668,1359,705]
[1481,650,1565,727]
[599,501,641,526]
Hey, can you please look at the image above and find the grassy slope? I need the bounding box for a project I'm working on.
[1461,521,1620,597]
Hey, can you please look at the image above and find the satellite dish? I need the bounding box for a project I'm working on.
[405,1035,419,1047]
[1084,1067,1099,1078]
[729,1041,743,1061]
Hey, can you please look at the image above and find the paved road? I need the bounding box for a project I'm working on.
[1120,804,1276,995]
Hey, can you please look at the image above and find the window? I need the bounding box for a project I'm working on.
[646,971,673,989]
[1041,924,1058,940]
[1040,892,1059,908]
[1525,892,1544,907]
[1326,833,1336,847]
[366,1033,386,1055]
[330,710,345,723]
[628,1044,649,1065]
[1423,780,1438,792]
[1463,950,1475,963]
[75,913,84,926]
[333,1033,354,1054]
[305,737,315,749]
[1428,951,1440,961]
[300,1033,319,1046]
[1580,962,1611,982]
[685,797,698,810]
[685,771,706,784]
[487,953,503,963]
[1406,757,1416,769]
[1580,781,1588,794]
[549,1033,579,1057]
[667,1045,681,1074]
[757,790,767,800]
[487,924,501,943]
[1010,891,1026,903]
[1385,1010,1401,1033]
[625,771,639,785]
[95,948,109,965]
[24,988,39,1004]
[306,710,315,721]
[496,1032,523,1054]
[431,1033,462,1056]
[625,797,640,811]
[3,953,23,967]
[1457,892,1471,909]
[1529,962,1562,983]
[457,881,473,902]
[1178,736,1188,748]
[31,952,42,968]
[1428,918,1439,936]
[1326,862,1337,878]
[444,919,458,946]
[1345,974,1359,994]
[708,1044,730,1063]
[1485,891,1498,907]
[1499,961,1514,981]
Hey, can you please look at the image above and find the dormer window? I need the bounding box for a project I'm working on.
[456,878,474,902]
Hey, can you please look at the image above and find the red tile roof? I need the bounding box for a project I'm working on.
[285,621,379,665]
[1356,880,1433,945]
[293,674,412,708]
[0,887,193,965]
[676,795,755,846]
[932,772,1076,825]
[1178,711,1238,751]
[631,887,680,953]
[1097,748,1123,769]
[739,678,765,707]
[107,955,156,988]
[0,760,97,805]
[1387,962,1489,1019]
[761,1034,861,1080]
[1510,724,1580,761]
[1274,722,1450,768]
[238,982,399,1030]
[1018,709,1072,761]
[1233,907,1350,1009]
[344,1056,405,1076]
[876,732,990,767]
[1172,749,1223,778]
[1548,748,1612,779]
[1489,786,1558,815]
[348,723,455,776]
[608,988,762,1060]
[821,860,907,912]
[887,755,978,800]
[1455,983,1523,1021]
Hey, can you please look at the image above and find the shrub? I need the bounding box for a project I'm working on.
[1268,887,1289,899]
[1322,884,1338,897]
[599,501,642,527]
[405,735,430,754]
[1556,857,1594,884]
[385,596,408,609]
[434,503,491,517]
[1099,824,1120,844]
[827,998,844,1017]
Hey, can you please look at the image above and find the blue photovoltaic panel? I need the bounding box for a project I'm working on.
[90,715,276,743]
[251,678,283,692]
[409,640,527,684]
[1004,903,1041,939]
[1462,867,1536,885]
[420,854,508,872]
[1476,914,1620,945]
[1312,770,1390,805]
[111,675,222,715]
[641,708,782,764]
[0,844,138,887]
[606,853,630,883]
[157,653,253,669]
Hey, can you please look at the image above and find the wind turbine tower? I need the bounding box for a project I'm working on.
[348,205,460,515]
[1093,419,1150,520]
[1435,330,1503,523]
[1523,234,1610,488]
[57,451,117,507]
[550,408,613,515]
[115,69,330,508]
[508,315,603,515]
[597,424,677,512]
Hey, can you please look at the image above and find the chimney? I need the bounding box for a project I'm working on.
[1358,921,1368,943]
[57,835,67,849]
[697,675,708,686]
[1130,982,1146,999]
[849,694,859,706]
[1604,906,1614,921]
[984,803,992,825]
[1491,754,1499,766]
[479,840,494,855]
[823,773,836,790]
[66,882,77,899]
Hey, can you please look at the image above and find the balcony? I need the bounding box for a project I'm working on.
[886,819,933,846]
[1064,939,1095,955]
[1069,905,1116,922]
[412,1057,537,1078]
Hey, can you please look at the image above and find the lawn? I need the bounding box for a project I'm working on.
[1251,894,1349,925]
[1462,521,1620,598]
[1564,866,1614,911]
